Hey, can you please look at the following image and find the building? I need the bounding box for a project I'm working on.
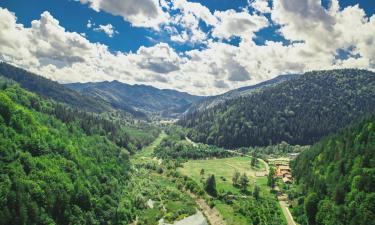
[276,164,293,184]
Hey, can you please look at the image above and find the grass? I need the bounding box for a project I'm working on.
[215,201,249,225]
[133,131,167,161]
[178,156,267,193]
[131,132,197,225]
[179,157,283,225]
[132,171,196,224]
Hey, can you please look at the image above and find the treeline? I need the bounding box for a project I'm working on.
[238,141,309,158]
[154,126,233,159]
[179,69,375,148]
[0,81,158,224]
[290,114,375,225]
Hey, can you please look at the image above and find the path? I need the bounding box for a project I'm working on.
[185,136,198,147]
[133,131,166,161]
[279,200,297,225]
[181,137,296,225]
[226,150,269,176]
[131,132,217,225]
[187,192,226,225]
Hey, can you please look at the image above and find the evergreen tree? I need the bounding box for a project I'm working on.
[239,173,249,191]
[232,171,240,187]
[205,175,217,197]
[253,185,260,200]
[267,167,276,189]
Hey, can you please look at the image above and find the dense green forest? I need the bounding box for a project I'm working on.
[238,141,309,158]
[0,79,159,224]
[179,69,375,148]
[154,127,233,159]
[290,115,375,225]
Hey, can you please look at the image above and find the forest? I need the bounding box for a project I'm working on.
[154,131,233,160]
[1,65,375,225]
[290,114,375,225]
[179,69,375,148]
[0,79,159,225]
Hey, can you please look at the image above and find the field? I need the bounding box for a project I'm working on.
[133,131,167,161]
[179,157,266,192]
[179,157,286,225]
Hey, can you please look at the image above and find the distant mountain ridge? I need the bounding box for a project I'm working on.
[186,74,298,114]
[65,80,205,118]
[0,62,128,114]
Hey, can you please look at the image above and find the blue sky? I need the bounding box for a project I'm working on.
[0,0,374,95]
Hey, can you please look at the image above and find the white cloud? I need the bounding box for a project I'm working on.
[167,0,217,44]
[79,0,169,29]
[249,0,271,13]
[129,43,182,74]
[1,0,375,96]
[87,19,93,28]
[93,23,118,37]
[172,0,217,26]
[212,9,269,40]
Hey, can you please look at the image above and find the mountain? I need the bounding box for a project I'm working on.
[290,114,375,225]
[0,62,111,113]
[0,62,146,117]
[65,80,205,118]
[186,74,298,114]
[179,69,375,148]
[0,79,160,224]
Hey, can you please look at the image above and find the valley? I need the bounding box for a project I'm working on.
[0,64,374,225]
[1,0,375,224]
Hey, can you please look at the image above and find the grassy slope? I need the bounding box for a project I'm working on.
[179,157,282,225]
[133,131,167,160]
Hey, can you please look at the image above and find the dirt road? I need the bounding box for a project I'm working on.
[187,192,226,225]
[279,200,297,225]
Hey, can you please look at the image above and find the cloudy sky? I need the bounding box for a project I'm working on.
[0,0,374,95]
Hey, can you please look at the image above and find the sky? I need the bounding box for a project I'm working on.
[0,0,374,95]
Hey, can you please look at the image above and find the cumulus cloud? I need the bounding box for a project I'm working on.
[212,9,269,40]
[79,0,169,29]
[129,43,182,74]
[93,23,118,37]
[249,0,271,13]
[167,0,217,44]
[1,0,375,96]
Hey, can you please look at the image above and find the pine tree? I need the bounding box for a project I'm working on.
[205,175,217,197]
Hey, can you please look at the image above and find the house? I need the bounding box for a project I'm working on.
[276,165,291,177]
[282,177,292,184]
[275,164,293,184]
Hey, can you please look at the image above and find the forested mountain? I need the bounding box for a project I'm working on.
[65,80,204,118]
[0,78,159,224]
[0,63,146,117]
[290,114,375,225]
[186,74,297,114]
[179,69,375,148]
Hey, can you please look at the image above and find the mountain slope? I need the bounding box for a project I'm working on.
[179,69,375,148]
[291,114,375,225]
[0,62,146,117]
[0,80,159,225]
[65,81,204,118]
[186,74,298,114]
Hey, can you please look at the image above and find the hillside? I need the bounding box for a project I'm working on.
[0,63,146,117]
[65,81,204,118]
[186,74,297,114]
[179,69,375,148]
[0,79,160,224]
[290,114,375,225]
